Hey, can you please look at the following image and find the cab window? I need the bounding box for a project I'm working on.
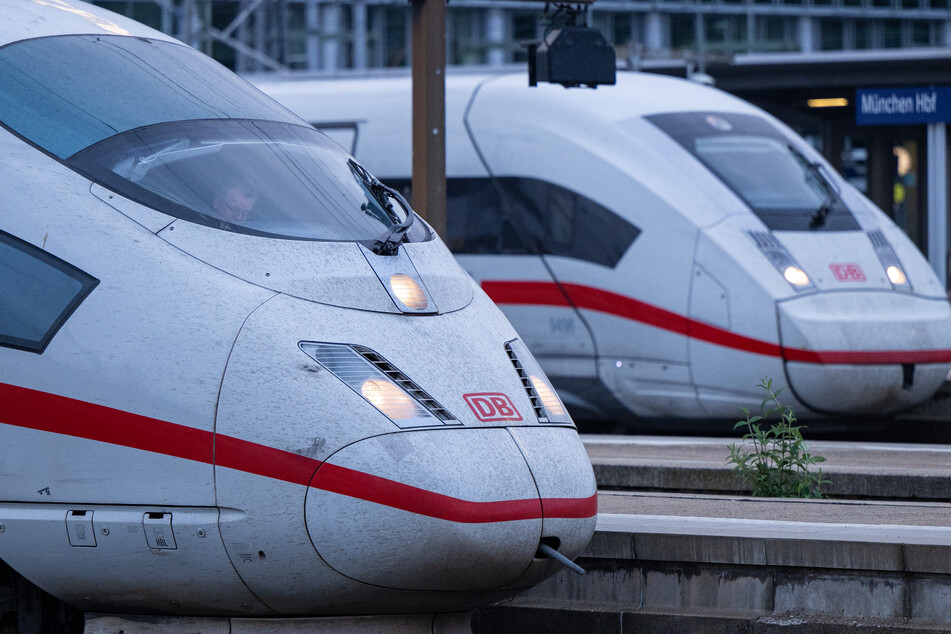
[0,35,426,244]
[0,232,98,353]
[70,120,428,243]
[389,177,639,267]
[495,177,640,268]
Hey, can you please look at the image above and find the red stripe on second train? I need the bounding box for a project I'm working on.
[782,348,951,364]
[0,382,595,522]
[482,280,951,365]
[559,282,784,358]
[479,280,573,307]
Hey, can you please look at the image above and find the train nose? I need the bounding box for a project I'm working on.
[304,427,596,592]
[779,293,951,414]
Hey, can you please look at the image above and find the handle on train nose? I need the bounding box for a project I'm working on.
[536,541,585,576]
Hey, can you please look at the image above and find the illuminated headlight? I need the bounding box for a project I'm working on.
[505,339,572,425]
[783,266,811,287]
[299,342,455,427]
[529,374,567,418]
[389,273,429,311]
[749,231,814,292]
[361,379,417,420]
[886,265,907,285]
[868,230,911,293]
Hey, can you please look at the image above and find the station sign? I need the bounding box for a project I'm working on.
[857,87,951,125]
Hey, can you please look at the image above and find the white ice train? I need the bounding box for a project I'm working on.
[253,71,951,424]
[0,1,596,627]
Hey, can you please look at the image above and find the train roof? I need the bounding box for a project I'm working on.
[0,0,176,46]
[250,68,763,123]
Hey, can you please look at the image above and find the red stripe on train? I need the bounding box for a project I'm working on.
[482,280,951,365]
[0,382,596,522]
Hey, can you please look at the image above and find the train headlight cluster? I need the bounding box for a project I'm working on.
[868,230,911,293]
[300,342,456,427]
[529,374,567,418]
[389,274,429,311]
[505,339,572,424]
[360,379,417,420]
[783,266,811,287]
[748,231,815,292]
[887,265,907,286]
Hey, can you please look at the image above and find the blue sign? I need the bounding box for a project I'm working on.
[857,87,951,125]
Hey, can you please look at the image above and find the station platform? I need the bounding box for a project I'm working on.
[473,436,951,633]
[586,434,951,500]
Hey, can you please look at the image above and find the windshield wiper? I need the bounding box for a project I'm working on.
[127,140,222,182]
[809,191,836,229]
[372,187,416,255]
[348,159,417,255]
[788,146,842,230]
[808,162,842,229]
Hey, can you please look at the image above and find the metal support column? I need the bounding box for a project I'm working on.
[306,1,320,71]
[322,3,342,71]
[487,7,506,66]
[353,2,368,70]
[644,11,665,56]
[927,122,948,287]
[411,0,447,239]
[798,15,815,53]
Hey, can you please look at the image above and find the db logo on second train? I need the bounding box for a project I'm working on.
[830,263,867,282]
[464,393,523,422]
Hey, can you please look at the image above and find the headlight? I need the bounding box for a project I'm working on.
[389,273,429,311]
[361,379,417,420]
[886,265,907,286]
[528,374,567,418]
[505,338,572,425]
[868,230,911,293]
[300,342,455,427]
[783,266,811,287]
[749,231,814,292]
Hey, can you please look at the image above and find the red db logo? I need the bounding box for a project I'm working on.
[464,393,523,422]
[830,263,866,282]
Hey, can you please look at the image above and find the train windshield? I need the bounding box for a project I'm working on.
[0,33,425,243]
[69,120,423,242]
[645,112,858,231]
[0,34,296,159]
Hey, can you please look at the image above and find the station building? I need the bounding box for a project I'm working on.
[95,0,951,286]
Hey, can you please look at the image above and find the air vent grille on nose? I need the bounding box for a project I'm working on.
[868,229,888,247]
[748,230,782,250]
[352,345,456,422]
[505,342,547,421]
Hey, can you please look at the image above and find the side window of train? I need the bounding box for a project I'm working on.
[495,177,640,268]
[381,178,529,255]
[0,232,98,353]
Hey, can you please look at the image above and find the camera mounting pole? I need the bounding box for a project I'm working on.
[411,0,447,240]
[409,0,604,240]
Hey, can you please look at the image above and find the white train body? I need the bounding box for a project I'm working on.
[0,1,596,620]
[253,71,951,422]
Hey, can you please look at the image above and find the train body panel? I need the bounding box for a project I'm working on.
[0,504,267,615]
[213,289,595,613]
[253,70,951,423]
[0,1,596,622]
[460,255,596,366]
[0,129,271,507]
[305,429,543,592]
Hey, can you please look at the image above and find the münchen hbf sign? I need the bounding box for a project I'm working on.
[857,87,951,125]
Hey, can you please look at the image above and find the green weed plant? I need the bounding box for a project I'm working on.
[727,378,829,498]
